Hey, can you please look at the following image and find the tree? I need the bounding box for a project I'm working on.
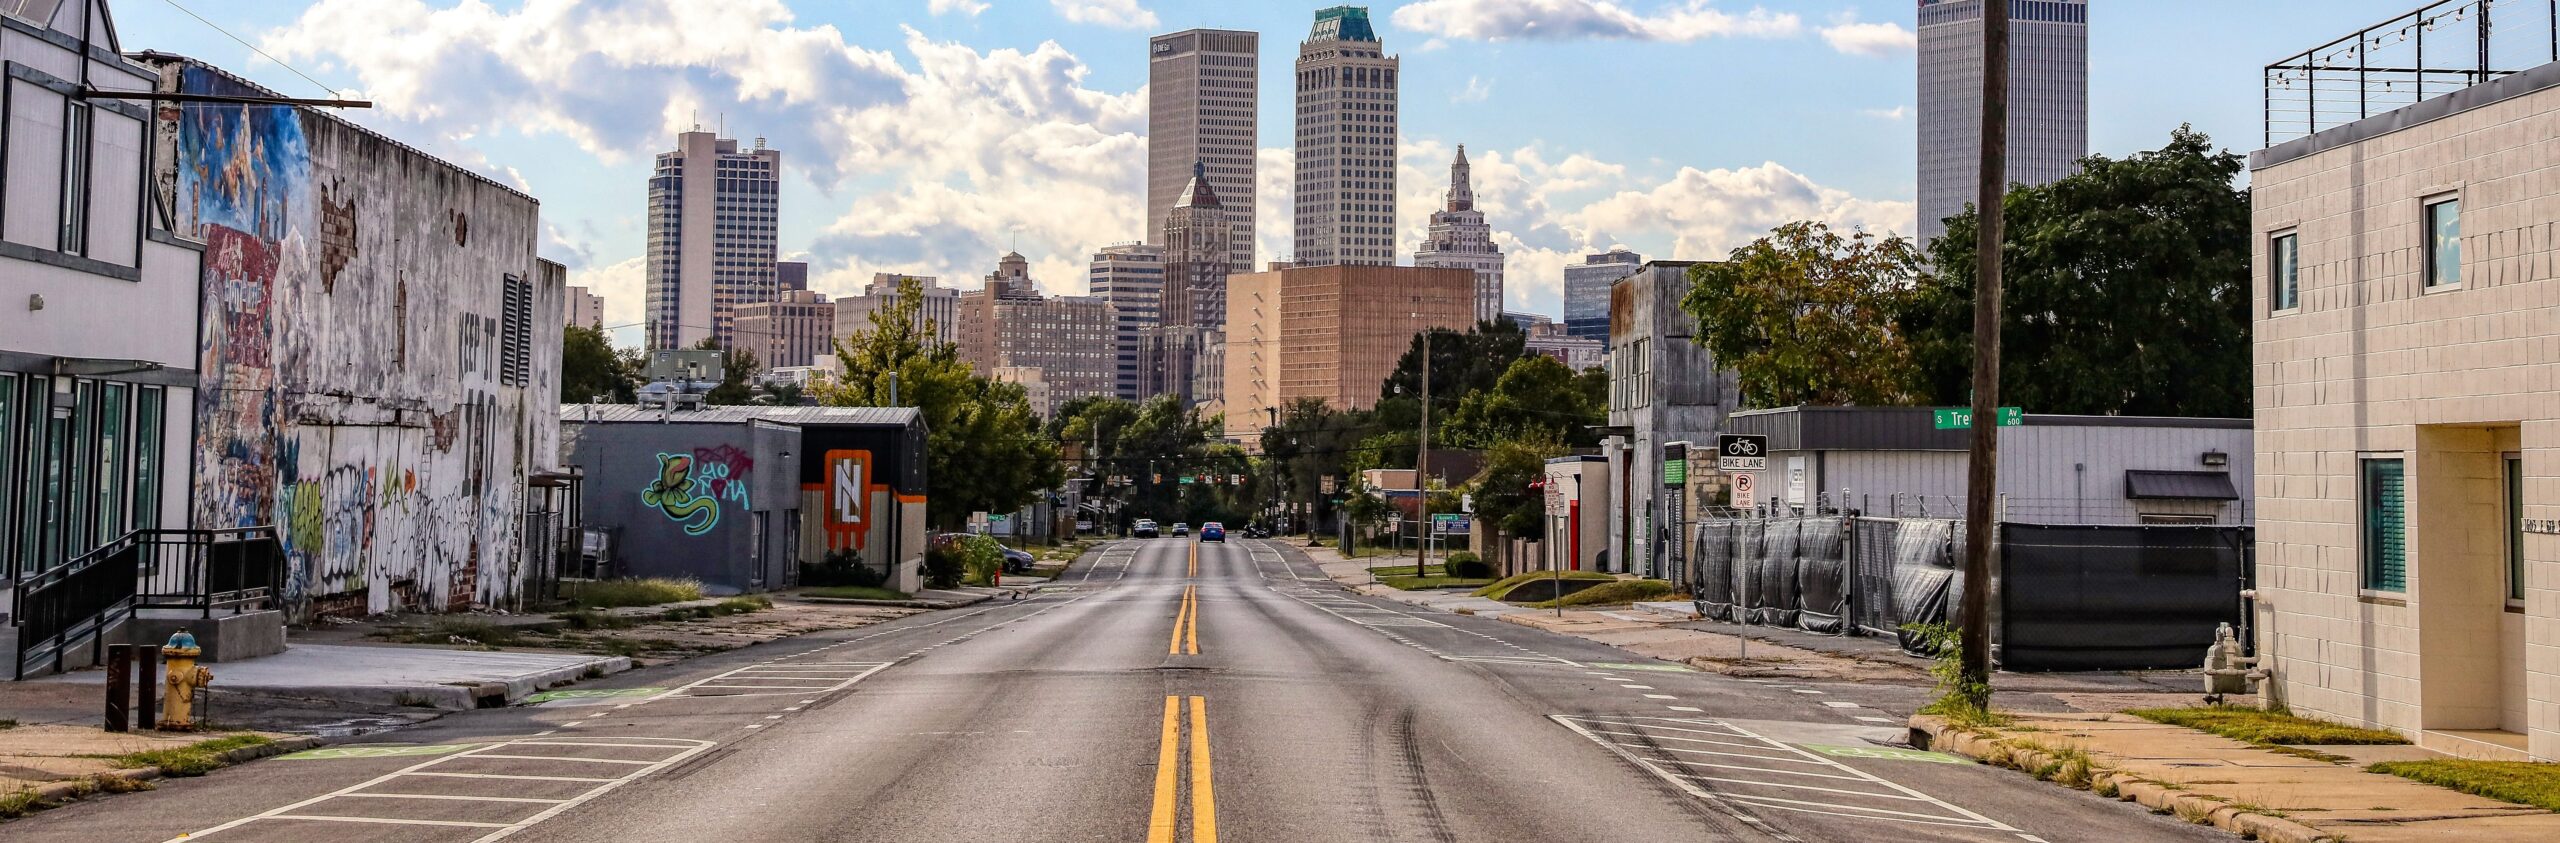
[1908,126,2253,417]
[1469,436,1567,541]
[693,337,761,405]
[1260,398,1369,532]
[560,324,634,403]
[1439,355,1607,449]
[819,278,1061,528]
[1682,221,1927,407]
[758,381,806,406]
[1380,319,1527,403]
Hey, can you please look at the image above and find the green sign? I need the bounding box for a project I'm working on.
[1663,459,1687,485]
[1932,407,2023,430]
[278,744,483,761]
[1800,744,1968,764]
[1584,661,1697,673]
[523,687,662,705]
[1178,476,1195,485]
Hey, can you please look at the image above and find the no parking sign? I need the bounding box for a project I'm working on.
[1731,472,1757,507]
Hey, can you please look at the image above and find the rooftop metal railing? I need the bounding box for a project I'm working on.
[2265,0,2560,146]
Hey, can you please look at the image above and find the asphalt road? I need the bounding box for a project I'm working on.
[8,538,2229,842]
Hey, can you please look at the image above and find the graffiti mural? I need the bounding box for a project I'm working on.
[159,58,563,615]
[642,452,733,536]
[820,450,880,551]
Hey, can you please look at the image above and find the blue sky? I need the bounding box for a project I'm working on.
[111,0,2426,346]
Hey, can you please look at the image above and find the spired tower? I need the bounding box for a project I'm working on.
[1149,162,1232,406]
[1414,145,1504,322]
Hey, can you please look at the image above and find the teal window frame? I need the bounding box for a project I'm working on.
[2271,231,2300,311]
[0,372,16,577]
[2362,457,2407,593]
[2424,197,2461,288]
[2509,456,2525,604]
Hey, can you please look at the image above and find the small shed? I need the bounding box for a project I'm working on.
[563,413,801,594]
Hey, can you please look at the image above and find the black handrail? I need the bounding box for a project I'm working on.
[11,527,283,679]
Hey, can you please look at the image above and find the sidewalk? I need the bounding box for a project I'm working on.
[1913,711,2560,843]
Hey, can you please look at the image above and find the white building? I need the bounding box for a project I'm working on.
[1292,5,1399,267]
[2,0,203,591]
[1414,146,1505,323]
[646,130,780,350]
[1148,28,1258,273]
[1089,242,1167,401]
[833,274,958,349]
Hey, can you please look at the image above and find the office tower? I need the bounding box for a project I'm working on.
[733,289,833,370]
[1293,6,1399,267]
[1414,145,1504,323]
[565,286,604,329]
[1144,163,1234,406]
[646,130,781,350]
[775,260,808,293]
[1090,242,1167,400]
[1223,264,1475,435]
[1148,28,1259,273]
[1562,248,1642,342]
[956,253,1118,410]
[833,274,959,347]
[1916,0,2088,244]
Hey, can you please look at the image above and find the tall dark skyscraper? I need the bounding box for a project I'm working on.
[1916,0,2088,244]
[1148,28,1258,273]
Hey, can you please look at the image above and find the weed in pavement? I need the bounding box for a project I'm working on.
[2127,705,2406,746]
[104,734,273,777]
[565,578,704,608]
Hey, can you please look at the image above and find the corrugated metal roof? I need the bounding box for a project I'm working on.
[562,404,924,428]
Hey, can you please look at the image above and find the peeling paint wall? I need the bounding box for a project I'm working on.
[147,57,563,616]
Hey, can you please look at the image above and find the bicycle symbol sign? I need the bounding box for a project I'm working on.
[1716,434,1768,471]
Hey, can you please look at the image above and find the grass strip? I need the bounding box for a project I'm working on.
[1377,575,1496,591]
[564,577,705,608]
[104,734,274,777]
[1470,570,1612,600]
[2367,759,2560,811]
[801,585,913,601]
[1526,578,1679,608]
[2125,705,2407,746]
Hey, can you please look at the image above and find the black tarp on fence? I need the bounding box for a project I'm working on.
[1997,523,2252,671]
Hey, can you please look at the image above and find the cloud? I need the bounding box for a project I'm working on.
[1820,13,1915,56]
[928,0,990,16]
[265,0,1147,301]
[1050,0,1158,29]
[572,256,647,331]
[1862,105,1908,120]
[1389,0,1801,43]
[1454,75,1494,103]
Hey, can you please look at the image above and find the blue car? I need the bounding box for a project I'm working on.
[1199,522,1225,543]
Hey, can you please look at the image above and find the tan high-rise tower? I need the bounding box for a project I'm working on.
[1148,28,1258,273]
[1293,6,1399,268]
[1414,145,1504,323]
[645,130,780,350]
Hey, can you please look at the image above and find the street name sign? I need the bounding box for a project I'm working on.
[1933,407,2023,430]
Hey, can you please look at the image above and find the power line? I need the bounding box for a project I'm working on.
[157,0,344,100]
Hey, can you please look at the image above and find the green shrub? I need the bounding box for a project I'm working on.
[566,578,704,608]
[956,534,1006,586]
[1442,551,1493,579]
[800,548,887,588]
[922,544,967,589]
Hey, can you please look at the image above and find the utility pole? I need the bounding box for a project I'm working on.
[1958,0,2011,711]
[1415,331,1433,579]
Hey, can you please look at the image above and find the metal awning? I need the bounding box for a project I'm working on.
[2124,470,2240,501]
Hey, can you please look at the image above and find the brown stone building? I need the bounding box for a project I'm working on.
[1222,264,1474,437]
[734,289,833,370]
[956,253,1118,414]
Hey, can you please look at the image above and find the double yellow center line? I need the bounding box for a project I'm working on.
[1147,695,1218,843]
[1169,585,1200,655]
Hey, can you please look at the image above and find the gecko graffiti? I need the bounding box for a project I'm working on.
[641,451,741,536]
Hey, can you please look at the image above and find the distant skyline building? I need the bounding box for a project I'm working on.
[1413,145,1504,323]
[1917,0,2088,244]
[1148,28,1259,273]
[1153,163,1233,407]
[1090,242,1168,400]
[957,253,1118,412]
[734,289,833,370]
[775,260,808,293]
[833,273,958,349]
[1563,248,1642,342]
[1223,264,1475,439]
[566,285,604,329]
[1293,5,1400,267]
[645,129,780,350]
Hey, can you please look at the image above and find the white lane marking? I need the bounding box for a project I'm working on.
[1854,716,1897,724]
[1820,701,1861,709]
[1791,688,1823,694]
[160,738,715,842]
[336,793,569,804]
[1667,706,1704,712]
[1643,694,1677,700]
[1556,715,2030,838]
[1621,684,1656,689]
[464,754,656,765]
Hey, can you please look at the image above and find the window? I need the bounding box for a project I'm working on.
[0,373,15,576]
[133,387,162,533]
[2270,232,2299,311]
[2362,458,2406,592]
[60,100,93,255]
[2509,456,2525,604]
[2424,197,2461,288]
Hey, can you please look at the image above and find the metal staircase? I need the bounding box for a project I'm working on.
[9,527,283,680]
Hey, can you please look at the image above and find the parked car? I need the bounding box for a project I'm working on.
[1199,522,1225,543]
[1172,522,1191,536]
[1002,546,1036,573]
[1133,519,1160,538]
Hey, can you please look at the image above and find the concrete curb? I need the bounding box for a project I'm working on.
[790,594,991,610]
[214,654,633,712]
[16,735,324,809]
[1909,717,2336,843]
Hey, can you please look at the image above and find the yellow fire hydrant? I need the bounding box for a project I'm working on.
[157,629,212,731]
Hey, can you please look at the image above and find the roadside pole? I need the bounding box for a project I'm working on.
[1958,0,2011,708]
[1415,333,1432,579]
